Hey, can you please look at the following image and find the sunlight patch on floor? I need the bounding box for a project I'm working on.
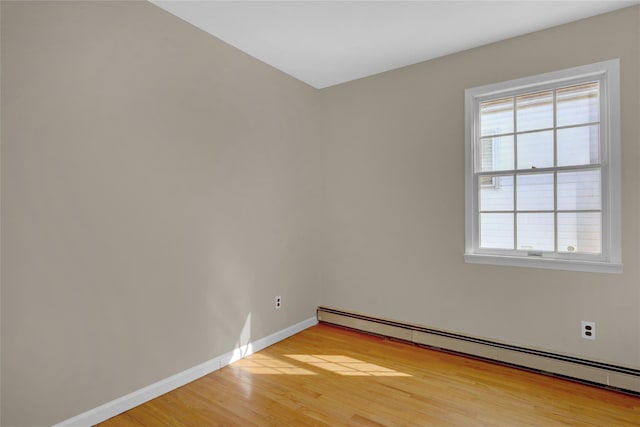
[286,354,411,377]
[233,353,317,375]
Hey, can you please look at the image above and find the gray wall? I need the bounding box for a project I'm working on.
[2,1,639,426]
[1,1,323,425]
[322,6,640,368]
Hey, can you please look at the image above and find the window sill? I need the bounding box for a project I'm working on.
[464,253,623,274]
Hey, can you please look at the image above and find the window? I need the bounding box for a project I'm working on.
[465,60,622,273]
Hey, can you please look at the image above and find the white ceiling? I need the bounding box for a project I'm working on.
[151,1,639,89]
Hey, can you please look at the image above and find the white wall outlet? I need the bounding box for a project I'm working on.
[581,321,596,340]
[275,296,282,310]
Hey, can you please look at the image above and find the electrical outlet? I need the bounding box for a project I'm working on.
[581,321,596,340]
[275,296,282,310]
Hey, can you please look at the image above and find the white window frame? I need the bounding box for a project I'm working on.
[464,59,622,274]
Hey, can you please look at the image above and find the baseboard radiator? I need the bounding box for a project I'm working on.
[317,306,640,395]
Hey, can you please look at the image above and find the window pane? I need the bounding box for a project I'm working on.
[558,212,601,254]
[516,130,554,169]
[516,90,553,132]
[557,170,601,211]
[480,97,513,136]
[479,136,514,171]
[557,82,599,127]
[480,213,514,249]
[517,213,554,251]
[480,175,514,211]
[557,124,599,167]
[516,173,554,211]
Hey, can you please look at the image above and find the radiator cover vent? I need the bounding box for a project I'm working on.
[317,306,640,395]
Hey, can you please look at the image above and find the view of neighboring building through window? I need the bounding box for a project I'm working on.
[465,60,621,273]
[479,82,601,253]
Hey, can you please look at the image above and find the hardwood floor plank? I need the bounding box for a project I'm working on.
[98,412,147,427]
[98,323,640,426]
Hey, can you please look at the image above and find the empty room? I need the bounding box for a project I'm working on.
[1,1,639,426]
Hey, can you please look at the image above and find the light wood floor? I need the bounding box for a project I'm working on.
[99,323,640,426]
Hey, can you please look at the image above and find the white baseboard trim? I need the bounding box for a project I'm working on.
[52,316,318,427]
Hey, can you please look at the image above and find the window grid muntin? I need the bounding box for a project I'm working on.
[512,97,518,250]
[476,80,602,255]
[553,89,558,253]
